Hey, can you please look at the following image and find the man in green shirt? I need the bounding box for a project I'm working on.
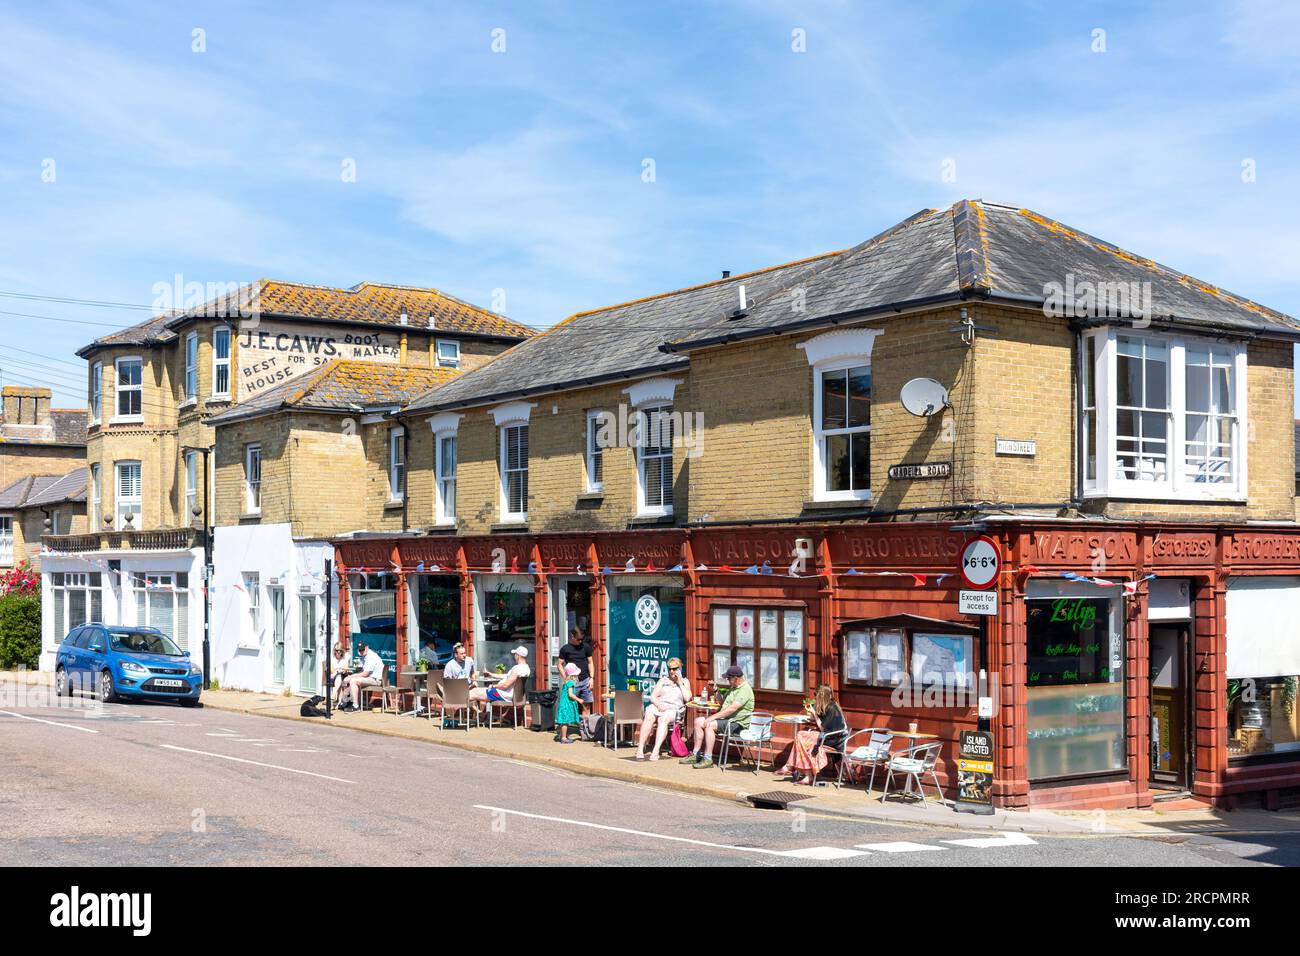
[682,665,754,768]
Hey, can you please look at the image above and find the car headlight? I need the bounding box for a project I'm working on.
[189,666,202,677]
[120,660,149,675]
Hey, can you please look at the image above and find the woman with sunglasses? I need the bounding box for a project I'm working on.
[634,657,691,761]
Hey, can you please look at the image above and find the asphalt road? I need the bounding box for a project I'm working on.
[2,697,1298,867]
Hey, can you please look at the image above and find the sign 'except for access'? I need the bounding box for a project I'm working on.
[959,590,998,616]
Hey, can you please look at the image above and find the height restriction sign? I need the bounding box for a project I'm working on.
[959,535,1001,590]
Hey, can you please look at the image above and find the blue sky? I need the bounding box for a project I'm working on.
[1,0,1298,409]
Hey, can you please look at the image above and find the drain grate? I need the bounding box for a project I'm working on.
[746,790,816,810]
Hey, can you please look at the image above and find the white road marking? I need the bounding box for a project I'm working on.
[855,841,948,852]
[279,748,325,753]
[473,804,869,860]
[230,738,276,743]
[206,732,242,737]
[0,710,99,734]
[942,832,1038,849]
[160,745,356,783]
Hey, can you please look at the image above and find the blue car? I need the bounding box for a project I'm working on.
[54,623,203,706]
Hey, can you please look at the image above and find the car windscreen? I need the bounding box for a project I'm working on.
[108,630,183,656]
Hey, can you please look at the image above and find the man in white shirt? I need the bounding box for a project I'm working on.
[344,642,384,711]
[468,645,530,717]
[442,642,476,680]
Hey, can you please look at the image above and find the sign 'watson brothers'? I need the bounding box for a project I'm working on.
[237,322,401,400]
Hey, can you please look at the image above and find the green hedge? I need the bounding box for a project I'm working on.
[0,593,42,669]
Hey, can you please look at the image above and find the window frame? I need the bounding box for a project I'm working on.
[435,432,457,525]
[499,422,529,522]
[435,339,461,369]
[183,451,199,524]
[1081,327,1248,501]
[89,362,103,423]
[842,627,909,688]
[115,460,142,530]
[635,404,673,517]
[244,443,262,515]
[709,605,806,693]
[244,571,261,636]
[585,410,605,494]
[212,326,232,399]
[388,426,406,503]
[183,331,199,403]
[89,464,101,530]
[113,356,143,422]
[812,358,873,502]
[0,515,13,565]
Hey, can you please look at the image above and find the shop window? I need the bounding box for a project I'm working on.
[1225,577,1300,759]
[411,574,462,669]
[49,573,103,640]
[348,572,398,681]
[476,576,535,675]
[133,572,189,650]
[1025,581,1126,780]
[710,606,804,693]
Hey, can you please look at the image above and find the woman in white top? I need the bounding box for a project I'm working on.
[635,658,691,761]
[468,645,531,717]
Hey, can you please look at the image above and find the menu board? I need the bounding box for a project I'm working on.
[1025,597,1114,687]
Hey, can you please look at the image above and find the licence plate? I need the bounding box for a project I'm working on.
[153,679,185,688]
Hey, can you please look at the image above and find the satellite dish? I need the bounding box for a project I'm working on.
[900,377,950,417]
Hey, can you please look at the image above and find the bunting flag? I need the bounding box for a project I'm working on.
[510,556,519,573]
[695,563,707,571]
[491,557,505,573]
[645,559,657,572]
[624,556,636,572]
[844,568,861,575]
[601,566,613,575]
[788,556,801,577]
[548,559,557,574]
[911,573,927,587]
[527,561,537,574]
[743,564,758,574]
[415,562,425,572]
[668,563,683,572]
[718,564,733,572]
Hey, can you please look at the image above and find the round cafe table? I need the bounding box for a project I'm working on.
[399,670,430,717]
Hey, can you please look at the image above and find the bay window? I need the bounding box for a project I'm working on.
[115,357,142,420]
[212,327,231,398]
[115,461,141,530]
[1081,328,1247,500]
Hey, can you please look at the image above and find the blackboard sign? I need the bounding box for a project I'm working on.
[1025,597,1113,687]
[955,730,994,814]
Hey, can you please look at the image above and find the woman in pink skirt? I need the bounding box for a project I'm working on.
[777,685,846,785]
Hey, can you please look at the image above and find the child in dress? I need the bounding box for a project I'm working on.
[554,662,583,743]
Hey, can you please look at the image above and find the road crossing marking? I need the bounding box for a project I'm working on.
[942,832,1038,849]
[854,841,948,852]
[160,745,356,783]
[0,710,99,733]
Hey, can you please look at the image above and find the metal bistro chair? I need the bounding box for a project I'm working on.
[486,677,529,729]
[719,712,774,774]
[881,741,946,807]
[840,728,895,791]
[435,678,473,730]
[604,690,643,749]
[813,725,850,787]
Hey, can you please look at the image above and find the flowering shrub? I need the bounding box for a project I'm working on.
[0,562,40,598]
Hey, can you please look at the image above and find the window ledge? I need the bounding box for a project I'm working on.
[206,396,232,406]
[576,491,604,502]
[240,512,261,521]
[108,417,144,426]
[1082,488,1247,505]
[802,498,873,512]
[490,521,529,533]
[179,398,197,410]
[384,499,405,511]
[628,514,675,528]
[427,522,458,534]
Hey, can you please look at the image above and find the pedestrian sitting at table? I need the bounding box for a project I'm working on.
[442,642,476,681]
[777,684,846,785]
[468,645,530,718]
[554,663,582,743]
[329,642,353,708]
[635,657,691,761]
[681,665,753,769]
[343,641,384,712]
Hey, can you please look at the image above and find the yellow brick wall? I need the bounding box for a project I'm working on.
[0,443,86,493]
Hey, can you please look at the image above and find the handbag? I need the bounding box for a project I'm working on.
[669,719,690,757]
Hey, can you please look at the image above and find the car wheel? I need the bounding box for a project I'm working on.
[55,667,67,697]
[99,669,117,704]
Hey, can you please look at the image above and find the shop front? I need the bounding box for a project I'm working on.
[334,519,1300,811]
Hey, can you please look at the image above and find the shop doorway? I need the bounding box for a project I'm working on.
[269,586,286,686]
[548,577,592,689]
[298,594,318,693]
[1149,625,1192,790]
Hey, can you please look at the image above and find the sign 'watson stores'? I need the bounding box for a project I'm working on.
[237,322,401,400]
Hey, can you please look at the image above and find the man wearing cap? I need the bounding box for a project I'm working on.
[682,665,754,768]
[469,645,531,717]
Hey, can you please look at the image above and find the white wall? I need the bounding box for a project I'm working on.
[212,523,337,694]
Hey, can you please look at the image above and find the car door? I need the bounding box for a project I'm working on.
[60,626,84,688]
[81,626,107,690]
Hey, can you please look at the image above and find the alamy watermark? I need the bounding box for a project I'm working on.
[591,404,705,459]
[1043,273,1154,327]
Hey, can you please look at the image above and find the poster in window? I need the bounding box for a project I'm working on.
[712,649,730,680]
[911,634,971,688]
[1025,598,1116,686]
[760,653,780,689]
[784,612,804,649]
[735,609,754,647]
[786,653,803,692]
[759,609,778,648]
[876,631,904,685]
[735,649,755,684]
[845,630,870,681]
[711,607,730,646]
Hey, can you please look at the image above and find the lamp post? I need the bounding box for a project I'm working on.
[182,445,213,690]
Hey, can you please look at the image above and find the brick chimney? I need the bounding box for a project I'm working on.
[2,386,53,426]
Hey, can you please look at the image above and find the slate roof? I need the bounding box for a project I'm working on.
[404,250,846,413]
[663,200,1300,350]
[0,468,87,510]
[206,360,459,427]
[79,280,534,357]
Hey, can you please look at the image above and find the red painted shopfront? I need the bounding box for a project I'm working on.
[334,520,1300,811]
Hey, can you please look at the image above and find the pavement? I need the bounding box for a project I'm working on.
[5,686,1299,866]
[5,669,1299,848]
